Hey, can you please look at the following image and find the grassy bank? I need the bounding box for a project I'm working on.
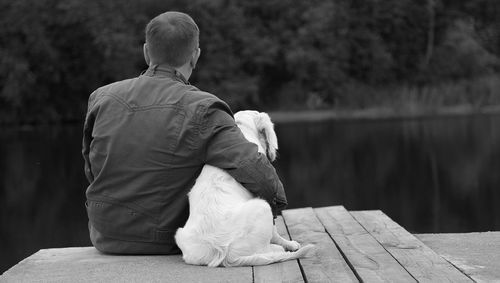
[271,75,500,123]
[351,75,500,114]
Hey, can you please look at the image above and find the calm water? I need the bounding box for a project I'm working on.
[1,115,500,273]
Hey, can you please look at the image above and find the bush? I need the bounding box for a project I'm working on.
[0,0,499,124]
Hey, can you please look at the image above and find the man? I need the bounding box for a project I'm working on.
[82,11,287,254]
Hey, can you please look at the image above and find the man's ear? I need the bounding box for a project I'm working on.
[190,48,201,69]
[143,43,151,66]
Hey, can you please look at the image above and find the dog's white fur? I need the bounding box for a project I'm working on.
[175,110,314,267]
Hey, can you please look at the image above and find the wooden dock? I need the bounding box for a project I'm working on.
[2,206,499,282]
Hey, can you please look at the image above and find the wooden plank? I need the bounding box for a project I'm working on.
[351,210,473,283]
[315,206,416,282]
[253,216,304,283]
[1,247,252,283]
[417,232,500,283]
[282,207,358,283]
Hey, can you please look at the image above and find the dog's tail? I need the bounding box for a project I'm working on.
[223,244,315,267]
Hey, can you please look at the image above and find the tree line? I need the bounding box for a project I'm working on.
[1,0,499,124]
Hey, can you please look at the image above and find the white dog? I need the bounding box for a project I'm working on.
[175,110,314,267]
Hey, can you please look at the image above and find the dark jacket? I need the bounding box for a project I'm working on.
[82,65,287,254]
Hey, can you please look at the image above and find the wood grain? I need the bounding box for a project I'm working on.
[282,207,358,283]
[315,206,416,282]
[351,210,473,283]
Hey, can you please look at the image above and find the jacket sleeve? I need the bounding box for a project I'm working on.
[201,100,288,217]
[82,91,99,183]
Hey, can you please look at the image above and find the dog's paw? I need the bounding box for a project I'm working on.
[283,240,301,251]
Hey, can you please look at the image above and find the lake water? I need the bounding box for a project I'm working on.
[1,114,500,273]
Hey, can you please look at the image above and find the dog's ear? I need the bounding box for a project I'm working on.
[255,112,278,161]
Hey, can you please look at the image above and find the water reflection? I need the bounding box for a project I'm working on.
[0,126,90,273]
[275,115,500,234]
[1,115,500,273]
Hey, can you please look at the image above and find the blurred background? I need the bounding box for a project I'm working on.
[1,0,500,274]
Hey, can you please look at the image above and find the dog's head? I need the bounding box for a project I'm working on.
[234,110,278,161]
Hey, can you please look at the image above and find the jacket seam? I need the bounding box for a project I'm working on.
[101,93,133,111]
[130,103,183,112]
[91,230,176,245]
[94,91,186,113]
[87,194,160,224]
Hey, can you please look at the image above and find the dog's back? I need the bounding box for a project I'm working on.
[175,165,252,267]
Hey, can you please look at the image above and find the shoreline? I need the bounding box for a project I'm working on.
[269,104,500,123]
[2,105,500,128]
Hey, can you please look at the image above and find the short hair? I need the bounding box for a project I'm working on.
[145,12,199,67]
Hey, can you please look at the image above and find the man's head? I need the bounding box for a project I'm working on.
[144,12,200,70]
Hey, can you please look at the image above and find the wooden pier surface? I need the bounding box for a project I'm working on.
[2,206,499,282]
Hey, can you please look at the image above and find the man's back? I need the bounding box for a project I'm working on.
[83,66,226,254]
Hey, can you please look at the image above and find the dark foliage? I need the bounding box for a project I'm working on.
[0,0,499,123]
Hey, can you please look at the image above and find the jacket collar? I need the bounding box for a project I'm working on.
[142,64,190,85]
